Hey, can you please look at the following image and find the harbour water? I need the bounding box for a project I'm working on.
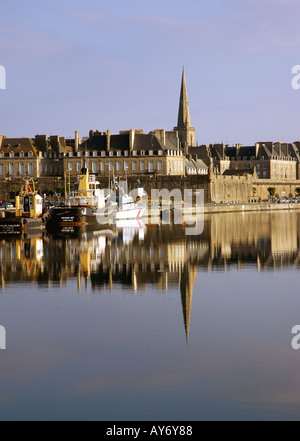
[1,211,300,420]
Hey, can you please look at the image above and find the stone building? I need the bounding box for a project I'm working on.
[1,68,300,203]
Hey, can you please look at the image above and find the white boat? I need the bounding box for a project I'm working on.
[114,183,146,220]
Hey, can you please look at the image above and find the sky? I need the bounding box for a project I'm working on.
[0,0,300,146]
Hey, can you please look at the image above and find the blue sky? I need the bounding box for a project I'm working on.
[0,0,300,145]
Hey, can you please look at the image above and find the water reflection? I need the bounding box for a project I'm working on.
[1,211,300,343]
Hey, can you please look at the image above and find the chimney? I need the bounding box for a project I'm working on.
[75,131,79,152]
[106,129,111,152]
[50,135,60,153]
[129,129,135,151]
[235,143,242,159]
[35,134,49,152]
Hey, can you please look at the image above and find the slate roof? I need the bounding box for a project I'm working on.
[0,137,37,154]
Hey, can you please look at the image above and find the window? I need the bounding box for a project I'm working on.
[19,163,24,175]
[124,161,129,171]
[109,161,113,171]
[0,163,3,176]
[124,151,128,156]
[157,160,162,171]
[109,151,113,157]
[93,151,97,157]
[117,151,121,157]
[148,160,154,172]
[140,161,145,171]
[68,161,73,171]
[28,162,33,175]
[76,162,81,172]
[100,162,105,171]
[9,163,14,175]
[9,152,13,158]
[149,150,153,156]
[92,161,97,173]
[101,151,105,157]
[116,161,121,171]
[132,161,137,171]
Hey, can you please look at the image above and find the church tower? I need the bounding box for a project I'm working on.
[174,67,195,149]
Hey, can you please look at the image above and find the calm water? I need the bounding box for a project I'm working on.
[1,210,300,421]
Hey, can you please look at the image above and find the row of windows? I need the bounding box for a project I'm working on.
[0,152,33,158]
[0,163,33,175]
[67,160,164,173]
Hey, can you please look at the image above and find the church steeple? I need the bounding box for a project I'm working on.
[174,67,195,149]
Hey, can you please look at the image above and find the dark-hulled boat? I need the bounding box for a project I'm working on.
[46,167,116,234]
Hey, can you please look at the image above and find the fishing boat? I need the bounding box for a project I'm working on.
[46,166,116,234]
[0,179,45,235]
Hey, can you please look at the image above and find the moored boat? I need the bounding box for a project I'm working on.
[0,179,45,235]
[113,178,147,221]
[46,166,116,234]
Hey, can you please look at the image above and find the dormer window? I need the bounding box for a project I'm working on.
[101,151,105,157]
[20,151,24,158]
[28,151,33,158]
[149,150,153,156]
[9,152,13,158]
[117,151,121,156]
[124,150,128,156]
[141,150,145,156]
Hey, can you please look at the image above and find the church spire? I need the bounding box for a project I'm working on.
[174,67,195,149]
[177,67,191,127]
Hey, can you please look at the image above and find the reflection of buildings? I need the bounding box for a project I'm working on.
[1,212,300,340]
[0,234,44,287]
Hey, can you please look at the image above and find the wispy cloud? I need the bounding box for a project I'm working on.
[0,24,71,60]
[70,9,188,31]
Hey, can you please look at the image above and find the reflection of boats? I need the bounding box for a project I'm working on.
[46,167,115,234]
[116,218,146,243]
[0,179,45,235]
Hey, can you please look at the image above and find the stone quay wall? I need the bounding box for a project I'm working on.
[1,174,300,205]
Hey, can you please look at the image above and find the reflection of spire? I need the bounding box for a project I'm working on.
[180,263,196,343]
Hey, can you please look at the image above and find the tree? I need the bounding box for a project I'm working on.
[267,187,276,197]
[43,187,54,196]
[56,186,65,197]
